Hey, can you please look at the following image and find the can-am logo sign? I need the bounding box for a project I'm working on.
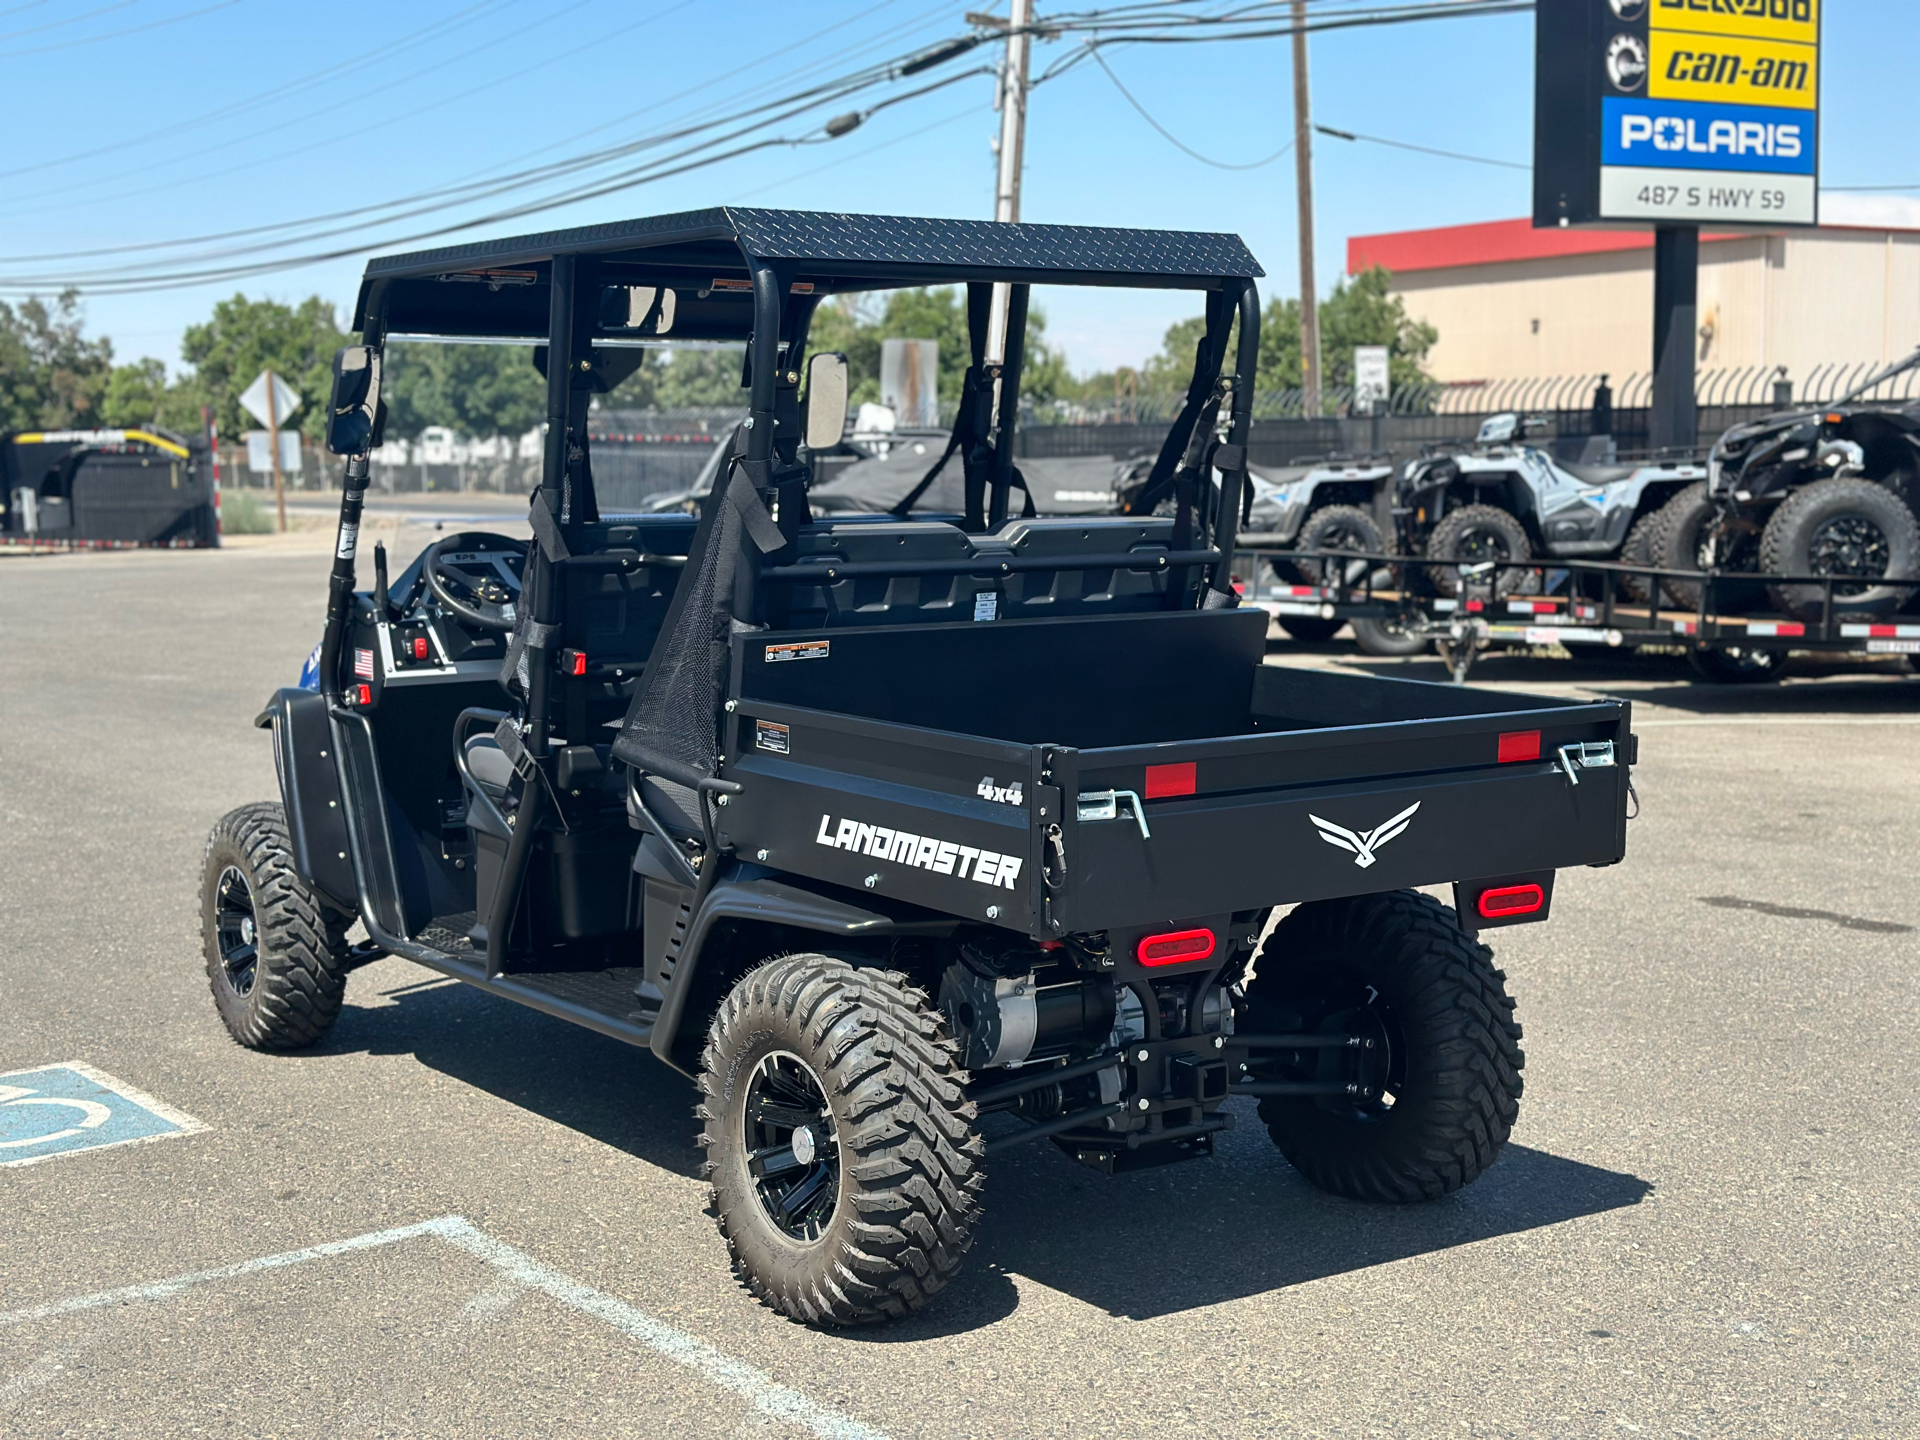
[816,815,1024,889]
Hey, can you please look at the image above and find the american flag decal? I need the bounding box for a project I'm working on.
[353,648,375,679]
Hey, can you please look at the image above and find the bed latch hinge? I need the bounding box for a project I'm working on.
[1556,741,1615,786]
[1077,789,1151,839]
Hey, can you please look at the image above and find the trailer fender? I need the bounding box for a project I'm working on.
[649,866,957,1073]
[255,686,355,913]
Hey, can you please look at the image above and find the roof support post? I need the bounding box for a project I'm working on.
[988,283,1030,529]
[1209,279,1260,602]
[543,255,577,496]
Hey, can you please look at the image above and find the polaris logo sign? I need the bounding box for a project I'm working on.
[816,815,1024,889]
[1605,99,1809,170]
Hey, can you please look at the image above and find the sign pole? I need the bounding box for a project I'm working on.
[1650,225,1699,453]
[985,0,1033,365]
[264,368,287,534]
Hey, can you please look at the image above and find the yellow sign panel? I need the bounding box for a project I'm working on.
[1650,0,1819,48]
[1649,31,1817,109]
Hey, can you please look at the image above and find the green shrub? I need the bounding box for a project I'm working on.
[221,487,275,535]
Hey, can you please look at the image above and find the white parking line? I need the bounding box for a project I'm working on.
[0,1215,888,1440]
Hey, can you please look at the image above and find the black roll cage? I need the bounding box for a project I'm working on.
[321,207,1267,713]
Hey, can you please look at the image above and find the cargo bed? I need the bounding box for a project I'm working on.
[721,608,1631,937]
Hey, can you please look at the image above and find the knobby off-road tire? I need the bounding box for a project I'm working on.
[700,954,984,1326]
[1758,477,1920,622]
[1687,644,1785,685]
[1245,891,1524,1202]
[200,803,353,1051]
[1651,482,1766,611]
[1351,614,1431,657]
[1617,507,1665,604]
[1425,504,1533,598]
[1288,505,1385,589]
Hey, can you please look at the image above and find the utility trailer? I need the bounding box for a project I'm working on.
[200,209,1636,1328]
[1234,538,1920,684]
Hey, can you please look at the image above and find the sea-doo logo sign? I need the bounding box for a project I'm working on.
[1309,802,1420,869]
[817,815,1024,889]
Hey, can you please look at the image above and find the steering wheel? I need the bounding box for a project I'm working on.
[422,534,527,632]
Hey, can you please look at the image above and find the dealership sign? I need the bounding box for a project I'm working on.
[1535,0,1820,228]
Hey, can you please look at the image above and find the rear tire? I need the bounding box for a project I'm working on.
[1688,645,1785,684]
[200,803,352,1051]
[1617,507,1665,604]
[1351,614,1431,657]
[1243,891,1523,1202]
[1425,504,1533,598]
[1278,614,1345,643]
[1652,483,1766,611]
[1288,505,1385,588]
[701,954,984,1326]
[1758,478,1920,621]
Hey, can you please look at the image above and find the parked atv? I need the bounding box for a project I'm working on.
[1697,347,1920,621]
[1397,413,1704,600]
[200,208,1635,1329]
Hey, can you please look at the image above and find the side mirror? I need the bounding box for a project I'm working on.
[326,346,382,456]
[802,352,849,451]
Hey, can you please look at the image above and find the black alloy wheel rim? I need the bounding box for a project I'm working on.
[213,865,260,997]
[744,1050,841,1243]
[1315,519,1374,585]
[1454,526,1515,565]
[1316,990,1403,1123]
[1807,515,1891,595]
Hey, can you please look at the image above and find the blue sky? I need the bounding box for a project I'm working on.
[1,0,1907,377]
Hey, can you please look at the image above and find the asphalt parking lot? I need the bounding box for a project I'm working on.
[3,536,1916,1439]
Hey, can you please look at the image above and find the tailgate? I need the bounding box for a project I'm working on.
[1048,670,1631,932]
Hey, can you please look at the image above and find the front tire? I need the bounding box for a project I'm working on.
[701,955,984,1326]
[1351,614,1431,657]
[200,803,352,1051]
[1758,478,1920,621]
[1288,505,1385,588]
[1243,892,1523,1202]
[1425,504,1533,598]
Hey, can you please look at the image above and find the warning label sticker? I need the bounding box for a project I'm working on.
[755,719,791,754]
[765,641,829,663]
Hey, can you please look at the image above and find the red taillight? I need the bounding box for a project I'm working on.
[1478,883,1544,918]
[1145,761,1196,799]
[1137,928,1215,966]
[1498,729,1541,763]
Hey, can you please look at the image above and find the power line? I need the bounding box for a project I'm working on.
[5,0,245,58]
[1092,48,1292,169]
[1314,122,1527,170]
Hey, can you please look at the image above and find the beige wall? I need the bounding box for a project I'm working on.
[1390,228,1920,389]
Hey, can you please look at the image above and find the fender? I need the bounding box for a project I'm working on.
[254,687,355,912]
[649,864,958,1073]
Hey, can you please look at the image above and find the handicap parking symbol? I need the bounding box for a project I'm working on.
[0,1061,206,1168]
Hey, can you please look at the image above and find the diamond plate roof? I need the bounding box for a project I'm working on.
[360,206,1262,284]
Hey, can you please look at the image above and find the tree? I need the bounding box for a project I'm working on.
[181,294,347,442]
[1104,266,1436,407]
[380,341,546,438]
[807,287,1063,412]
[0,292,114,431]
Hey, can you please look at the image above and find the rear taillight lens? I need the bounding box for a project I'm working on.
[1478,883,1545,918]
[1137,929,1216,966]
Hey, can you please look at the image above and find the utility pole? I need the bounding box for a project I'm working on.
[1291,0,1321,417]
[264,367,288,534]
[986,0,1034,363]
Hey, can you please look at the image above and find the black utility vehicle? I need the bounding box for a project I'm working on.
[1699,346,1920,621]
[200,210,1636,1327]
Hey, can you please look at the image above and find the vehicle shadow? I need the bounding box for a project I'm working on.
[325,980,1648,1334]
[853,1104,1651,1335]
[327,971,707,1180]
